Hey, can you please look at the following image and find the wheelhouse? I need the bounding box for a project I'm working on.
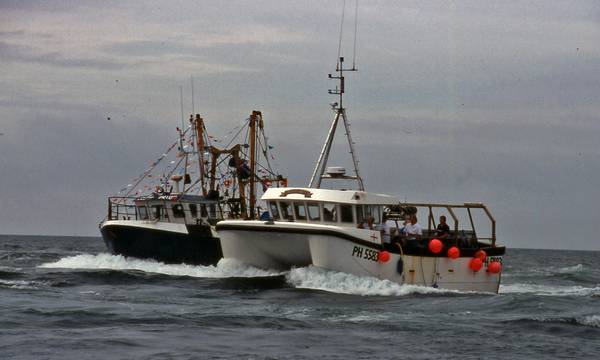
[261,187,398,227]
[107,193,223,225]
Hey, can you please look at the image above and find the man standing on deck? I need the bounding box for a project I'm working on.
[404,215,422,239]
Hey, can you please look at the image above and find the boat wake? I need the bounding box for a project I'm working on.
[38,253,281,278]
[286,266,460,297]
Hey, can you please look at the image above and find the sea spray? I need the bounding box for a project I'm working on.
[39,253,281,278]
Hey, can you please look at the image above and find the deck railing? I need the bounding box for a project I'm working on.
[389,202,497,247]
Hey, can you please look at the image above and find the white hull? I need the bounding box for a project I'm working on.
[309,235,502,293]
[217,221,312,270]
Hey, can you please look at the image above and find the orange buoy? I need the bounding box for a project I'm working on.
[263,179,272,187]
[474,250,487,261]
[223,179,231,187]
[447,246,460,259]
[487,261,502,274]
[378,250,390,263]
[469,258,483,272]
[428,239,443,254]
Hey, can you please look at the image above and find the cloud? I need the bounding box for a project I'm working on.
[0,41,130,70]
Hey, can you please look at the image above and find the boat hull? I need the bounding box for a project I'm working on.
[216,221,312,270]
[100,220,222,265]
[309,234,502,293]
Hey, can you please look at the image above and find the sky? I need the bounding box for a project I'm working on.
[0,1,599,250]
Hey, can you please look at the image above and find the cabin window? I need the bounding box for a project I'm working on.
[189,204,198,218]
[340,204,354,223]
[307,203,321,221]
[323,203,337,222]
[151,205,164,220]
[172,204,185,218]
[369,206,382,224]
[293,202,307,221]
[279,202,293,221]
[269,202,280,220]
[356,205,364,224]
[137,206,149,220]
[200,204,208,218]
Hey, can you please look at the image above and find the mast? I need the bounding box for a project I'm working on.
[309,56,364,190]
[194,114,207,196]
[248,111,261,219]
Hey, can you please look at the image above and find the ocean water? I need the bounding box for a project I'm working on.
[0,235,599,359]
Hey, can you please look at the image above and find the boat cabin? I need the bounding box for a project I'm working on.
[261,187,398,227]
[107,193,223,225]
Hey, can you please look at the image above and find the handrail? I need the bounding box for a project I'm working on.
[393,202,497,247]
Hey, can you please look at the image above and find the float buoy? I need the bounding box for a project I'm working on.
[223,179,231,187]
[487,261,502,274]
[474,250,487,261]
[396,258,404,275]
[447,246,460,259]
[263,179,272,187]
[378,250,390,263]
[428,239,443,254]
[469,257,483,272]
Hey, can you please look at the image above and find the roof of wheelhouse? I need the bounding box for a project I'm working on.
[261,187,399,205]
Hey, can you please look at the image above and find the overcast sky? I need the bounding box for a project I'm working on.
[1,1,599,250]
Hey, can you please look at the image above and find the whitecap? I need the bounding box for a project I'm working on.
[0,279,45,290]
[578,315,600,328]
[38,253,281,278]
[499,283,600,296]
[558,264,584,274]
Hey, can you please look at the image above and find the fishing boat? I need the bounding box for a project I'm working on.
[100,111,286,265]
[216,56,505,292]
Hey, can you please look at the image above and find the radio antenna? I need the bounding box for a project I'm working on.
[352,0,359,68]
[190,75,195,115]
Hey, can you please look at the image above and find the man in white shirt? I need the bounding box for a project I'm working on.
[404,215,422,239]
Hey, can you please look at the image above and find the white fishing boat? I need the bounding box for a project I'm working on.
[217,54,505,292]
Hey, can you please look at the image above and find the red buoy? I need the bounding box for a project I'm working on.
[378,250,390,263]
[469,258,483,272]
[487,261,502,274]
[474,250,487,261]
[428,239,443,254]
[447,246,460,259]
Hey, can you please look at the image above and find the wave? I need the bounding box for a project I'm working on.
[38,253,281,278]
[0,279,47,290]
[509,314,600,329]
[286,266,460,297]
[558,264,585,274]
[500,283,600,297]
[505,264,587,278]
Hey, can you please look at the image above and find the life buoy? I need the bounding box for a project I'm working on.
[396,258,404,275]
[263,179,272,187]
[223,179,231,187]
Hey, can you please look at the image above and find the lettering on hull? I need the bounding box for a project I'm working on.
[351,245,379,262]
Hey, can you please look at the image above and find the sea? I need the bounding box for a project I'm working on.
[0,235,598,359]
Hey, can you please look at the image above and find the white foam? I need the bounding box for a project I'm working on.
[0,279,45,290]
[578,315,600,328]
[500,283,600,297]
[558,264,584,274]
[38,253,281,278]
[286,266,457,297]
